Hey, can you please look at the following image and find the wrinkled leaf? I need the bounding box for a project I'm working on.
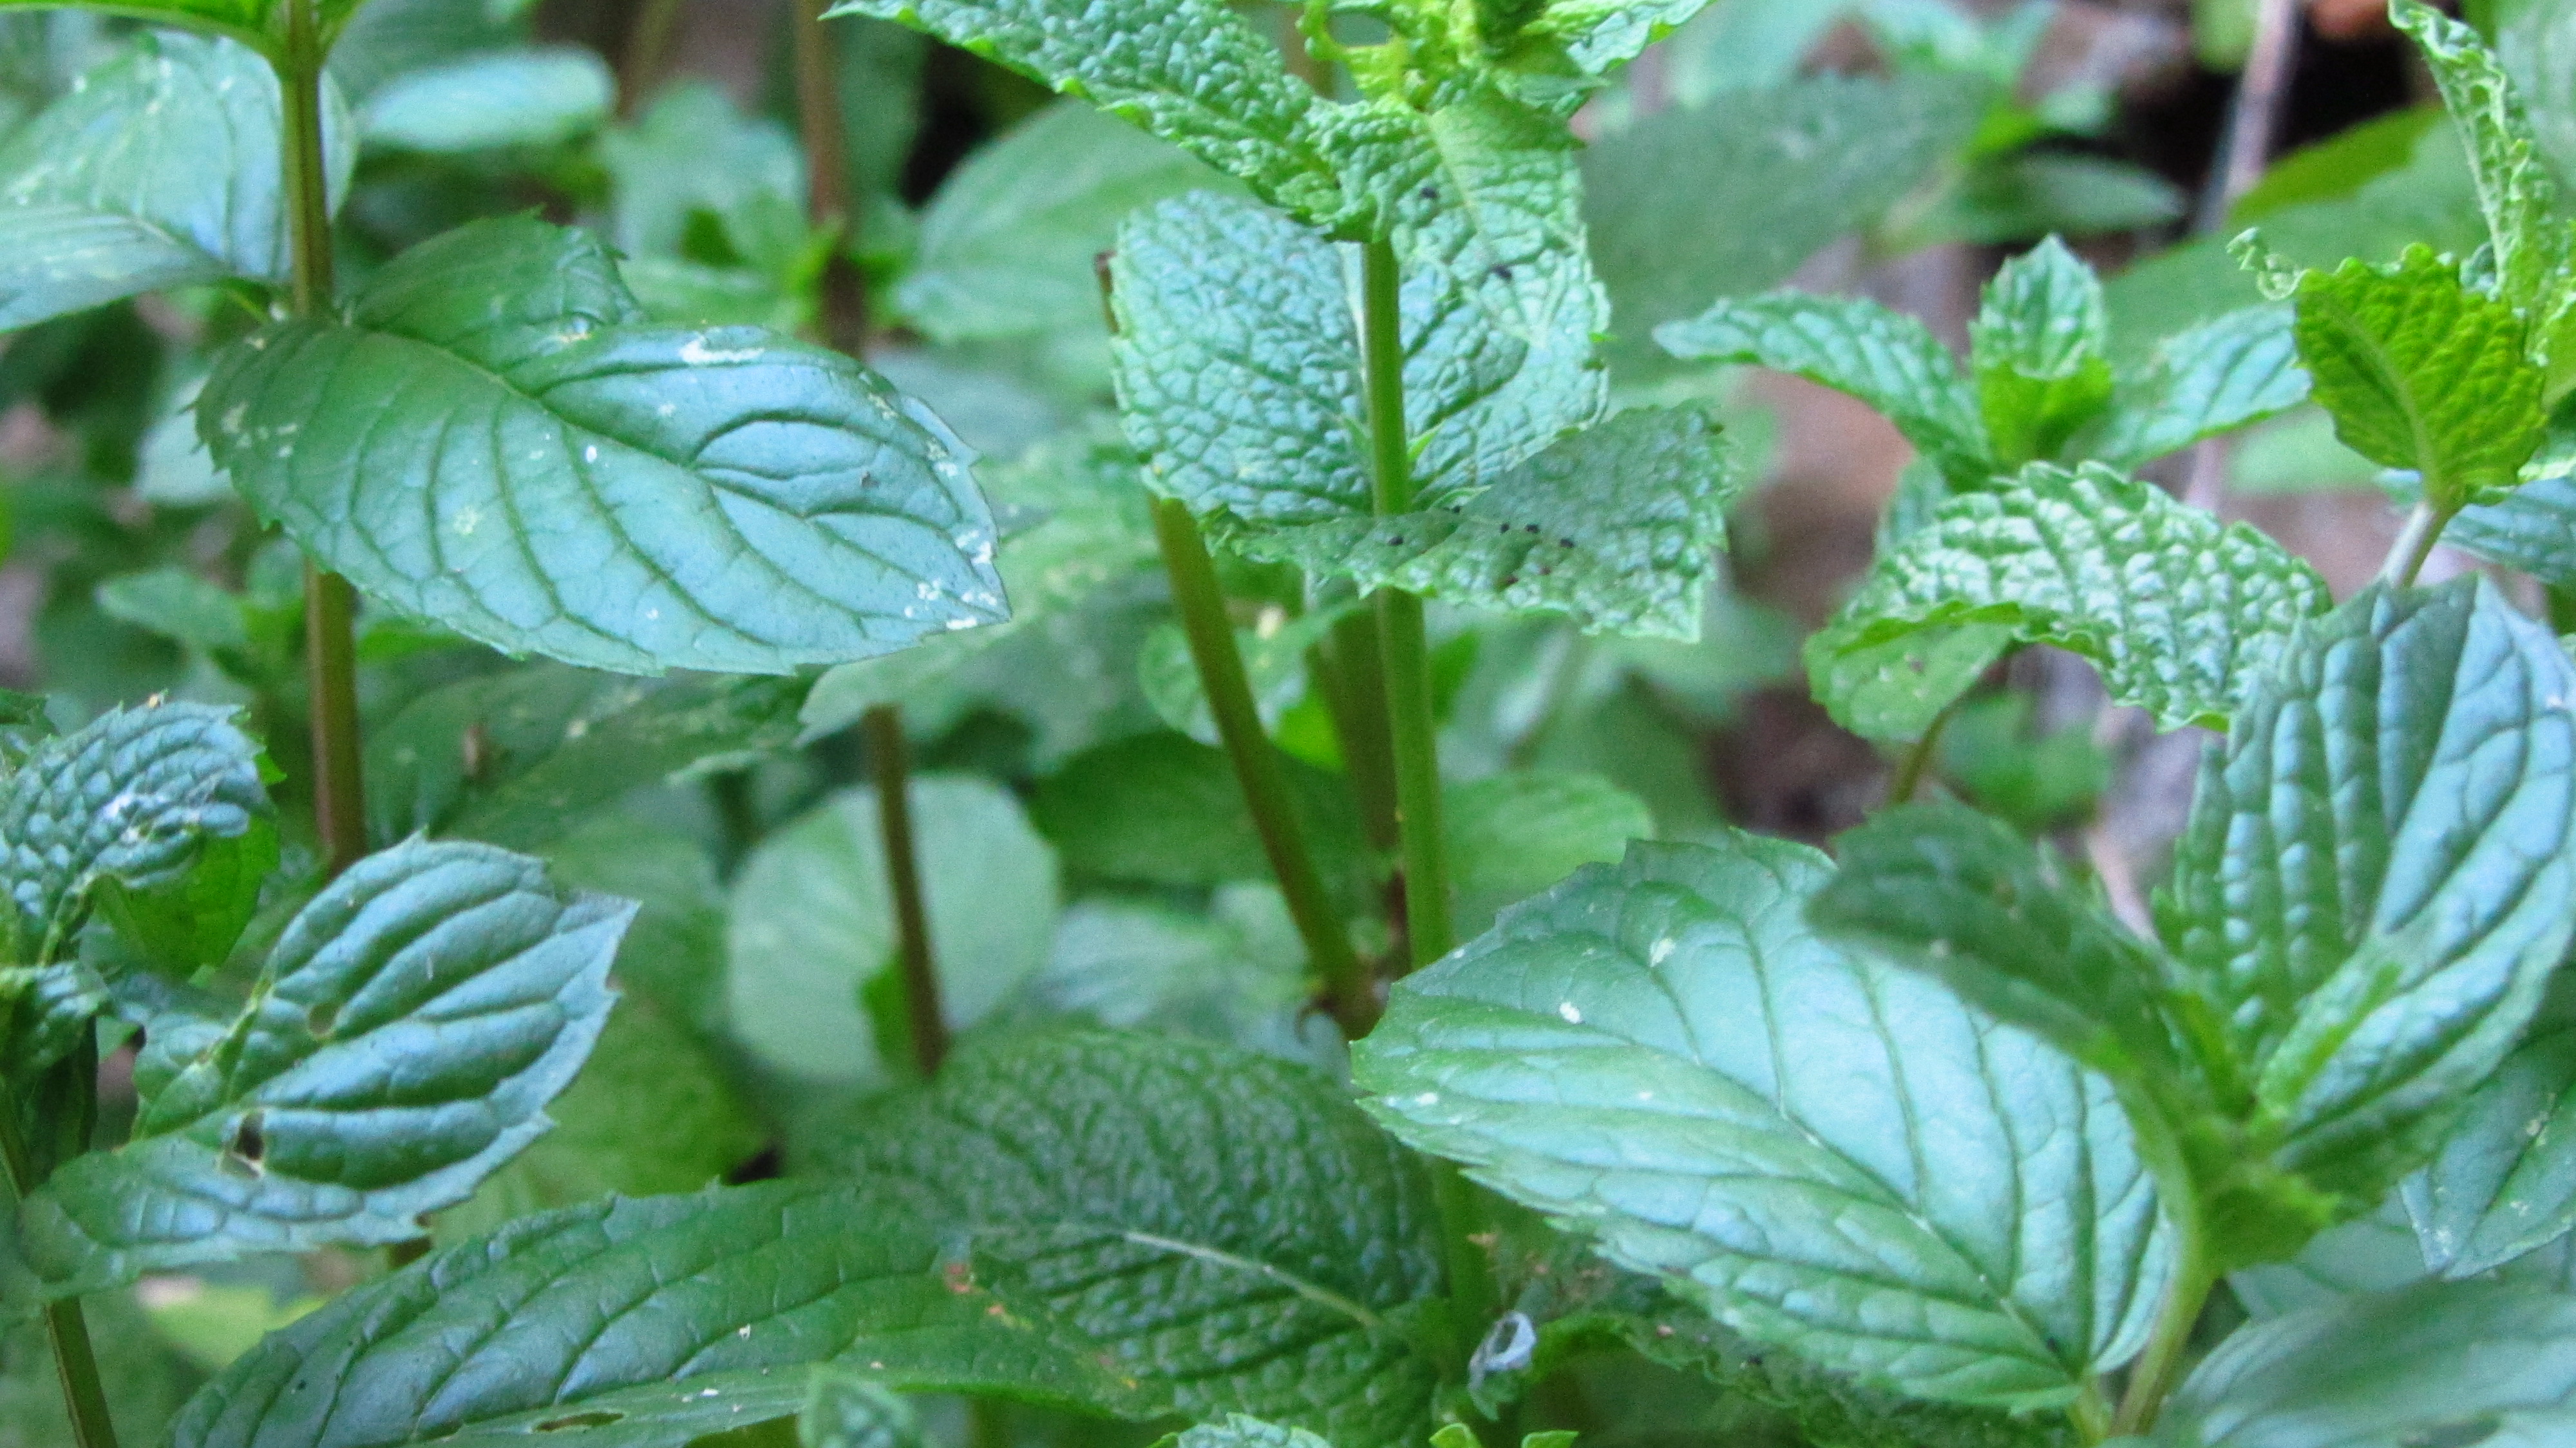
[2094,306,2311,468]
[2403,980,2576,1278]
[2391,0,2571,335]
[1967,236,2115,468]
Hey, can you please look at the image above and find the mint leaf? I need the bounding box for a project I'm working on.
[1968,237,2116,468]
[2391,0,2573,332]
[0,31,352,329]
[726,777,1057,1085]
[1657,291,1991,485]
[820,0,1378,234]
[1356,834,2171,1411]
[1031,732,1361,891]
[2401,982,2576,1279]
[2159,582,2576,1228]
[2094,306,2311,468]
[802,1372,924,1448]
[2417,470,2576,587]
[1805,622,2016,745]
[2292,245,2547,510]
[356,46,613,155]
[1805,462,2331,736]
[201,215,1007,676]
[17,839,629,1295]
[1446,769,1650,937]
[164,1182,1135,1448]
[2150,1282,2576,1448]
[0,702,270,964]
[815,1031,1446,1447]
[1219,407,1737,638]
[1170,1418,1334,1448]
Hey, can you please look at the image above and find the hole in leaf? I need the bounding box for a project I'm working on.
[533,1411,625,1432]
[307,1000,339,1036]
[221,1110,267,1177]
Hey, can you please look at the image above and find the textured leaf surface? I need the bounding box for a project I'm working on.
[2095,307,2311,468]
[726,777,1056,1085]
[2403,981,2576,1279]
[165,1183,1132,1448]
[1967,238,2115,468]
[1657,292,1989,484]
[18,839,629,1295]
[0,30,351,328]
[1806,462,2331,736]
[2391,0,2571,329]
[822,0,1373,233]
[2158,581,2576,1216]
[2424,470,2576,588]
[1220,408,1734,636]
[0,702,269,963]
[200,216,1005,675]
[2151,1282,2576,1448]
[1356,834,2170,1411]
[2293,246,2546,509]
[816,1031,1446,1447]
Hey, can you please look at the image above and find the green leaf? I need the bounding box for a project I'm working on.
[2158,581,2576,1234]
[544,815,728,1035]
[1016,893,1331,1063]
[433,994,764,1243]
[1138,605,1343,747]
[2391,0,2573,332]
[1805,622,2015,745]
[1656,291,1991,486]
[598,82,809,280]
[1218,408,1737,638]
[1445,769,1649,937]
[0,1284,190,1447]
[17,838,630,1295]
[821,0,1378,236]
[95,566,251,655]
[0,30,352,329]
[0,701,270,963]
[1805,462,2331,737]
[200,215,1007,676]
[802,1371,924,1448]
[725,777,1057,1085]
[2414,469,2576,587]
[1581,75,1977,367]
[900,100,1233,344]
[2291,245,2546,510]
[1356,832,2171,1411]
[2402,980,2576,1279]
[2149,1281,2576,1448]
[357,46,613,154]
[1168,1417,1334,1448]
[813,1030,1446,1447]
[1967,236,2116,468]
[2094,306,2311,468]
[366,666,806,851]
[164,1181,1135,1448]
[1030,731,1361,891]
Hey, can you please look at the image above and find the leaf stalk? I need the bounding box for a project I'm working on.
[1150,498,1377,1034]
[2380,499,2454,589]
[281,0,365,878]
[791,0,870,354]
[1361,238,1454,968]
[1,1064,119,1448]
[2108,1239,2213,1438]
[863,705,949,1075]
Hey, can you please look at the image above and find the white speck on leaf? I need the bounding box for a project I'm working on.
[1558,1002,1584,1024]
[681,336,762,367]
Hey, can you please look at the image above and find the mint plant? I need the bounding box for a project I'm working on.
[8,1,2576,1447]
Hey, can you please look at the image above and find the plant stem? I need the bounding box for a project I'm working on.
[791,0,869,355]
[1321,611,1401,855]
[1359,238,1454,969]
[2109,1246,2213,1437]
[1,1072,119,1448]
[1887,698,1960,808]
[282,0,366,879]
[618,0,685,116]
[2381,500,2452,588]
[1151,498,1377,1034]
[862,705,947,1076]
[1432,1162,1500,1378]
[2069,1382,2114,1445]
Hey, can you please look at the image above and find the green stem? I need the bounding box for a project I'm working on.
[281,0,365,879]
[1321,610,1400,855]
[1,1069,118,1448]
[1432,1162,1500,1383]
[1360,238,1453,968]
[790,0,868,355]
[862,705,948,1076]
[1886,698,1960,808]
[2070,1381,2114,1445]
[2381,500,2452,589]
[2110,1241,2213,1438]
[618,0,685,115]
[1152,499,1377,1034]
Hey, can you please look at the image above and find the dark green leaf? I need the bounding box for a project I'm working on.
[2094,306,2311,469]
[200,216,1006,676]
[2291,245,2546,510]
[2403,980,2576,1278]
[1218,408,1738,638]
[1445,769,1649,937]
[1656,291,1991,485]
[0,30,351,329]
[2150,1281,2576,1447]
[0,701,269,963]
[1167,1418,1333,1448]
[814,1030,1446,1448]
[1805,462,2331,737]
[18,838,629,1294]
[802,1371,925,1448]
[1967,237,2115,468]
[1030,731,1359,891]
[357,46,613,154]
[726,777,1057,1085]
[1016,893,1331,1063]
[164,1182,1135,1448]
[1357,833,2170,1411]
